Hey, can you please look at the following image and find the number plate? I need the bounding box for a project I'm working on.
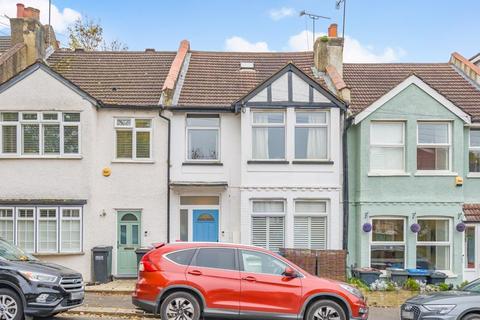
[401,310,414,319]
[70,291,84,301]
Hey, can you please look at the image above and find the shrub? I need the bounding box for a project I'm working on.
[370,279,399,292]
[438,283,451,291]
[403,278,421,291]
[456,281,469,290]
[348,277,370,291]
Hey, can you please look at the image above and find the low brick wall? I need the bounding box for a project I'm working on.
[280,248,347,282]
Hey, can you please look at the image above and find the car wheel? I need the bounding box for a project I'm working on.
[160,291,201,320]
[0,288,23,320]
[305,300,346,320]
[463,314,480,320]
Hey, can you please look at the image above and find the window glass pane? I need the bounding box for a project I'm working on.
[22,113,37,121]
[253,201,284,213]
[116,119,132,127]
[295,201,327,213]
[43,124,60,154]
[22,124,39,154]
[471,130,480,147]
[417,246,450,270]
[371,147,404,171]
[418,123,449,144]
[2,125,17,153]
[116,130,133,158]
[135,119,151,128]
[132,225,139,245]
[120,225,127,245]
[38,213,57,252]
[417,147,449,170]
[371,122,404,145]
[61,219,81,251]
[253,112,284,124]
[251,216,284,252]
[0,209,13,243]
[180,209,189,241]
[252,127,285,159]
[136,131,150,158]
[43,113,58,120]
[241,250,287,275]
[180,196,219,205]
[295,127,327,159]
[466,226,476,269]
[294,216,327,250]
[63,113,80,122]
[296,112,327,124]
[1,112,18,121]
[193,248,235,270]
[188,129,218,160]
[167,249,196,265]
[372,219,404,242]
[418,219,449,242]
[17,220,34,252]
[186,115,219,127]
[371,245,405,270]
[470,150,480,173]
[64,126,79,154]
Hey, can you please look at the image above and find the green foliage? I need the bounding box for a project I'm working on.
[386,281,397,292]
[456,281,469,290]
[67,17,128,51]
[438,283,451,291]
[403,278,421,291]
[320,35,329,42]
[348,277,370,291]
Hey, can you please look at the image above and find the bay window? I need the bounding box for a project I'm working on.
[0,209,14,243]
[469,129,480,173]
[186,114,219,161]
[17,208,35,252]
[0,112,80,157]
[251,200,285,252]
[252,112,285,160]
[115,118,152,160]
[417,122,450,171]
[295,111,328,160]
[294,200,327,249]
[38,208,58,253]
[416,218,451,270]
[370,122,405,172]
[370,218,406,270]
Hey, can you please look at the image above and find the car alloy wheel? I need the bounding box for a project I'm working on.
[313,305,341,320]
[0,295,17,320]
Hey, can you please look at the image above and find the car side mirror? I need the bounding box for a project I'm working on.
[283,267,297,278]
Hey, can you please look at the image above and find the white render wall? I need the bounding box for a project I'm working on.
[0,68,168,281]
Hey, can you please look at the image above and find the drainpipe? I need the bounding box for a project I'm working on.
[159,110,171,243]
[342,110,353,251]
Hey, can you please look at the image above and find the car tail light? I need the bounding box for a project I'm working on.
[139,253,158,272]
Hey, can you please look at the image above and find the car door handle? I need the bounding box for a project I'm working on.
[188,270,203,276]
[242,276,257,282]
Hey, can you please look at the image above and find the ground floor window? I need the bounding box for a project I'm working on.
[251,200,285,252]
[370,218,406,270]
[465,226,475,269]
[0,206,82,253]
[416,218,451,270]
[294,201,327,250]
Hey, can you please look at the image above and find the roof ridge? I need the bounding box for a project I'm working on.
[189,50,313,55]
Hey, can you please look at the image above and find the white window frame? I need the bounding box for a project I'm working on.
[0,111,81,158]
[251,199,286,251]
[416,121,452,173]
[369,217,407,270]
[60,207,82,253]
[0,207,14,243]
[416,217,452,272]
[114,117,153,161]
[294,110,330,161]
[293,200,328,249]
[469,129,480,174]
[37,207,59,253]
[251,111,286,161]
[185,114,220,162]
[15,207,35,253]
[369,121,406,174]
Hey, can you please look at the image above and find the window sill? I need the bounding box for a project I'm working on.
[182,162,223,166]
[32,252,85,257]
[247,160,289,164]
[467,173,480,178]
[0,155,82,160]
[111,159,155,164]
[292,160,334,165]
[368,172,411,177]
[414,171,458,177]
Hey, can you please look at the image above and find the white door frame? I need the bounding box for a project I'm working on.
[464,224,479,282]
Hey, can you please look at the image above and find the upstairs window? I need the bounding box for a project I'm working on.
[115,118,152,160]
[186,114,219,161]
[0,112,80,157]
[370,122,405,173]
[417,122,450,171]
[252,112,285,160]
[469,129,480,173]
[295,111,329,160]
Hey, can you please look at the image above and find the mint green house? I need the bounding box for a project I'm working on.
[343,62,480,283]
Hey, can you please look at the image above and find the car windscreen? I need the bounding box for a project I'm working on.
[0,238,37,261]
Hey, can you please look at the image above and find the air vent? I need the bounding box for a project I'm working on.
[240,62,255,70]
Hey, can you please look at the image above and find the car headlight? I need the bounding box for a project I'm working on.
[340,284,364,299]
[19,271,58,283]
[424,304,456,315]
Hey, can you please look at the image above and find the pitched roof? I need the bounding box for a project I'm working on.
[47,50,176,106]
[344,63,480,121]
[464,204,480,222]
[0,36,11,54]
[471,52,480,64]
[176,51,326,107]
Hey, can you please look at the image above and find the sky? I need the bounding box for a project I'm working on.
[0,0,478,63]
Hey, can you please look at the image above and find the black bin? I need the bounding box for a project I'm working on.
[352,268,381,286]
[428,272,448,285]
[135,248,151,266]
[91,246,113,283]
[387,268,408,286]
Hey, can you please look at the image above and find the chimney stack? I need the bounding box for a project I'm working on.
[328,23,338,38]
[16,3,24,18]
[314,23,344,77]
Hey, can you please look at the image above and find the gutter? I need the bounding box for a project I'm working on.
[342,111,353,251]
[158,110,171,243]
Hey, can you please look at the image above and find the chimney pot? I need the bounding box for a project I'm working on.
[328,23,338,38]
[145,48,155,53]
[16,3,24,18]
[75,48,85,52]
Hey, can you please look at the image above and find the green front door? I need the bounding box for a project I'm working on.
[117,211,141,276]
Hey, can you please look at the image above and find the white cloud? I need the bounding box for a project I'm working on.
[287,30,406,63]
[225,36,270,52]
[269,7,295,21]
[0,0,81,33]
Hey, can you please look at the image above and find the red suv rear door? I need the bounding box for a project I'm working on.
[186,247,240,313]
[239,249,302,315]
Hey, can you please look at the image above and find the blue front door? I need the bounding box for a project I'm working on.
[193,209,219,242]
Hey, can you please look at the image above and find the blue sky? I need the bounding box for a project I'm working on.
[1,0,478,62]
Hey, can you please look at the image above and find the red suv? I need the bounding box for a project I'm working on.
[132,243,368,320]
